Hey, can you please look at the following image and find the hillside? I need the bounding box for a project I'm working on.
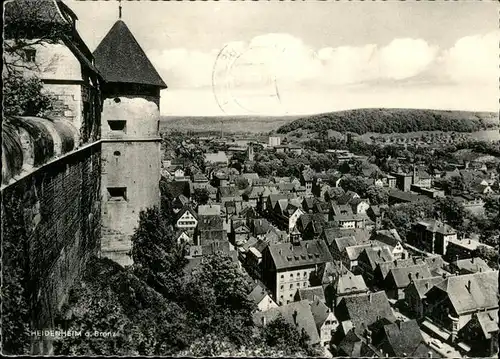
[160,115,300,134]
[277,109,498,135]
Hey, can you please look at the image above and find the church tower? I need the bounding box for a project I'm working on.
[94,15,167,266]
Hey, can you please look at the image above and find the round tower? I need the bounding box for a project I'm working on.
[94,18,168,266]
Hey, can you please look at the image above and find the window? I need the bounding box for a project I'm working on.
[108,120,127,132]
[114,151,121,157]
[304,271,307,277]
[304,282,308,287]
[280,274,284,279]
[290,284,293,289]
[107,187,127,201]
[280,285,284,290]
[290,273,294,278]
[24,48,36,62]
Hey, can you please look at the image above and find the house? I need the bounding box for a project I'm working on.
[295,286,326,303]
[404,275,447,319]
[336,191,361,205]
[423,270,499,337]
[449,257,492,275]
[356,245,394,283]
[325,267,370,307]
[375,257,427,284]
[172,194,190,213]
[249,218,273,239]
[300,170,314,196]
[217,186,243,207]
[196,215,227,245]
[350,198,370,215]
[452,194,485,215]
[248,283,279,312]
[261,240,333,305]
[175,231,192,245]
[388,189,434,205]
[383,264,433,300]
[253,300,321,345]
[445,236,492,261]
[326,235,358,261]
[296,213,327,241]
[371,229,407,259]
[335,291,396,337]
[175,206,198,232]
[232,222,250,246]
[335,330,383,358]
[310,297,339,347]
[379,320,441,358]
[409,219,457,256]
[458,310,499,357]
[197,204,221,217]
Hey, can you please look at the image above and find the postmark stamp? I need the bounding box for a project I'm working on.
[212,41,287,115]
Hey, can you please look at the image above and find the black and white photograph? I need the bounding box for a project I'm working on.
[1,0,499,356]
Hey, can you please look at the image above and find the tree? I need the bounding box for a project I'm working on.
[365,185,389,205]
[3,0,63,116]
[130,207,187,300]
[475,246,499,270]
[383,202,434,239]
[433,197,467,232]
[262,315,321,356]
[180,253,256,346]
[325,187,345,202]
[193,188,210,205]
[3,75,56,116]
[340,175,369,197]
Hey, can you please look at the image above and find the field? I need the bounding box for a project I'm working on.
[160,115,299,134]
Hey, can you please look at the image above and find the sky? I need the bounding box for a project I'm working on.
[68,0,499,116]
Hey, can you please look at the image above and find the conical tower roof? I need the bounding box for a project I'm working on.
[93,20,167,88]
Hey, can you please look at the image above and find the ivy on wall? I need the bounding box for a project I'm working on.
[1,187,31,355]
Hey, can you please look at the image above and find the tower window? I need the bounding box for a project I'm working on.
[108,120,126,132]
[113,97,121,103]
[114,151,121,157]
[107,187,127,201]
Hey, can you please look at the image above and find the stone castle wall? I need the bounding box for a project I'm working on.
[1,144,102,354]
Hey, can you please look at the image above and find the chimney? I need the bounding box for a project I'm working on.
[416,272,420,279]
[395,260,398,267]
[425,282,429,290]
[466,280,471,293]
[408,273,413,282]
[442,273,447,279]
[293,310,298,325]
[471,257,474,264]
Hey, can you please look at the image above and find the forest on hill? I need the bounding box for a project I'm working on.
[277,109,498,135]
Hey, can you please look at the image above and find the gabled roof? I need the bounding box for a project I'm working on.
[475,310,499,339]
[338,330,382,358]
[197,215,224,231]
[309,298,333,329]
[407,276,446,299]
[383,320,425,357]
[452,257,492,274]
[430,270,498,315]
[297,286,326,303]
[248,284,270,305]
[197,204,221,216]
[334,272,369,295]
[266,240,333,270]
[378,257,426,280]
[359,245,394,270]
[93,20,167,88]
[175,205,198,222]
[337,291,396,333]
[386,264,432,289]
